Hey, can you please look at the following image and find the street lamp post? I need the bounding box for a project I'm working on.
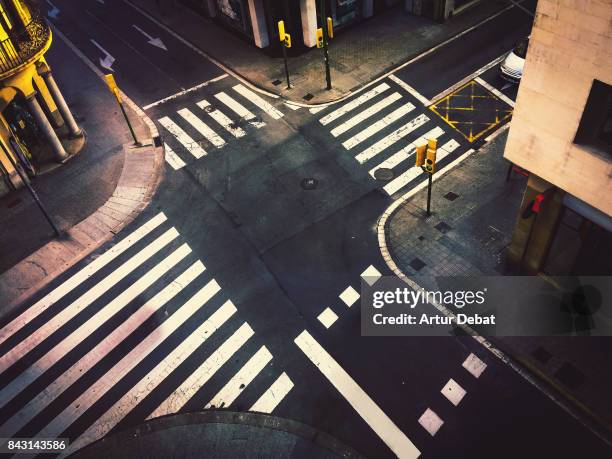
[319,0,332,90]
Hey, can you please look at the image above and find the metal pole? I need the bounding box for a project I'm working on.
[1,141,61,237]
[426,173,432,216]
[320,0,332,90]
[281,42,291,89]
[118,100,140,146]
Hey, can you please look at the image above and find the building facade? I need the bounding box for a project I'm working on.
[504,0,612,275]
[0,0,81,197]
[180,0,483,52]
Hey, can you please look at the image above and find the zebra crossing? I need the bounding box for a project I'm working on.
[310,78,465,198]
[0,213,293,455]
[157,84,284,170]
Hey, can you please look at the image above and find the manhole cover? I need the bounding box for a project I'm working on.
[300,178,318,190]
[272,79,282,86]
[303,93,314,101]
[373,168,395,181]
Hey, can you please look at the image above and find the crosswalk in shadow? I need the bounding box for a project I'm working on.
[0,213,293,455]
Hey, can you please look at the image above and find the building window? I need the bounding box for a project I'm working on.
[574,79,612,157]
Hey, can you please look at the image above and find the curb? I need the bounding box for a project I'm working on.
[124,0,518,109]
[69,411,364,458]
[0,28,165,317]
[375,134,612,448]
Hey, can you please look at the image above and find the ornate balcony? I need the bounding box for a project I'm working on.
[0,4,51,78]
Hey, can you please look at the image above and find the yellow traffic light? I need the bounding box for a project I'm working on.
[278,20,285,41]
[415,142,426,167]
[327,17,334,38]
[284,33,291,48]
[104,73,122,103]
[316,27,324,48]
[425,139,437,173]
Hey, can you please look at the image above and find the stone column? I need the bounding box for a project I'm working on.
[362,0,374,18]
[25,93,68,162]
[247,0,269,48]
[300,0,317,47]
[40,71,82,138]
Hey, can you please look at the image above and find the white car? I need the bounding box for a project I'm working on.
[500,38,529,82]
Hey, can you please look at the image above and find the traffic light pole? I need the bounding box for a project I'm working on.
[1,141,61,237]
[319,0,332,90]
[426,173,433,216]
[281,41,291,89]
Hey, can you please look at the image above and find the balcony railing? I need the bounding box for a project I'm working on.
[0,6,51,76]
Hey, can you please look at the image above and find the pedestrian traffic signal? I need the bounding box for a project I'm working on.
[278,20,285,41]
[327,17,334,38]
[415,141,427,167]
[425,138,437,173]
[316,28,324,48]
[284,33,291,48]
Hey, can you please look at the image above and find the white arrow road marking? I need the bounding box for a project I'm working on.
[46,0,59,19]
[90,39,115,71]
[132,24,168,51]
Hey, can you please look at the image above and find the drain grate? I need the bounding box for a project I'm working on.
[373,168,395,182]
[272,79,282,86]
[435,221,452,234]
[300,178,318,190]
[443,191,459,201]
[409,258,426,271]
[303,93,314,101]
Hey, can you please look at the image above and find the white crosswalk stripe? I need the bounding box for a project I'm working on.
[0,213,293,454]
[178,108,226,148]
[197,100,246,138]
[313,76,468,197]
[158,117,207,159]
[157,85,283,169]
[232,84,284,120]
[342,103,415,150]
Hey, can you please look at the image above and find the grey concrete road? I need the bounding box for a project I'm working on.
[1,1,610,458]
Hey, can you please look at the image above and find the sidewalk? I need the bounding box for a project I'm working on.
[0,31,164,316]
[128,0,510,104]
[383,130,612,441]
[70,411,363,458]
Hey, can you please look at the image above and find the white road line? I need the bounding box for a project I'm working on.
[388,75,431,106]
[197,100,246,138]
[249,372,294,414]
[360,265,382,286]
[295,331,420,459]
[0,243,191,411]
[285,102,301,111]
[142,74,228,110]
[441,378,466,406]
[317,307,338,329]
[474,76,516,108]
[147,320,253,419]
[0,262,205,437]
[418,408,443,437]
[214,92,265,129]
[320,83,390,126]
[164,142,186,170]
[342,103,415,150]
[339,286,359,308]
[0,213,166,349]
[368,127,444,177]
[158,117,207,158]
[462,353,487,378]
[40,284,230,453]
[205,346,272,409]
[330,92,403,138]
[232,84,284,120]
[0,227,179,374]
[177,108,226,148]
[309,106,326,114]
[383,139,461,196]
[355,113,429,164]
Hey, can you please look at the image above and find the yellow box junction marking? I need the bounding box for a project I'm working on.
[429,79,513,142]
